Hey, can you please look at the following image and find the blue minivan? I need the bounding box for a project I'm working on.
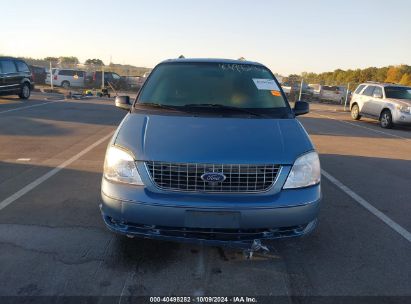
[101,58,321,247]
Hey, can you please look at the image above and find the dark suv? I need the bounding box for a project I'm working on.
[0,57,34,99]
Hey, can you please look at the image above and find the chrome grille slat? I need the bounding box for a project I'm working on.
[145,162,281,193]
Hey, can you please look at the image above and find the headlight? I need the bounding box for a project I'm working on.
[397,105,411,114]
[283,151,321,189]
[104,146,143,185]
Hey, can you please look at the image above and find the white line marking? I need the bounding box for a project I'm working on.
[0,131,114,212]
[0,100,62,114]
[118,269,133,304]
[195,245,206,279]
[312,111,409,141]
[16,158,31,162]
[321,169,411,243]
[193,245,206,296]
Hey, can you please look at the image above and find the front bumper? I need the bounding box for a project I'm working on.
[102,212,318,248]
[100,177,321,247]
[393,110,411,125]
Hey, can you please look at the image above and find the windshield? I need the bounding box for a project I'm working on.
[137,62,288,110]
[385,86,411,100]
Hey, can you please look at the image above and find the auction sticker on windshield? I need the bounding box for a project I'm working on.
[253,78,280,91]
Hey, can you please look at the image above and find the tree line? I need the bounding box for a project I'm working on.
[11,56,150,76]
[3,54,409,85]
[284,64,411,88]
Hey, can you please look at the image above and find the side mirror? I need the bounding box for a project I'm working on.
[115,96,131,111]
[373,92,383,99]
[293,100,309,116]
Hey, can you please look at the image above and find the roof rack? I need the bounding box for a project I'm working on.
[365,81,400,86]
[365,81,392,84]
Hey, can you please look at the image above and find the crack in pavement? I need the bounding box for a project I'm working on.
[0,224,110,266]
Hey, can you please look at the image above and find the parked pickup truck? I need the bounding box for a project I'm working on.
[85,71,128,90]
[123,76,142,90]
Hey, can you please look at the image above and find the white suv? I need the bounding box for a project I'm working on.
[350,82,411,128]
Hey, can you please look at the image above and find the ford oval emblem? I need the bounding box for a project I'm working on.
[201,172,226,183]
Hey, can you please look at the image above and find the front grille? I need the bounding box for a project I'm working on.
[145,161,281,193]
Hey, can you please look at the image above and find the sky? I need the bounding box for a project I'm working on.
[1,0,410,75]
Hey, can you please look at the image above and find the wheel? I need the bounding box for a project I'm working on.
[61,81,70,89]
[380,110,393,129]
[351,104,361,120]
[18,83,31,99]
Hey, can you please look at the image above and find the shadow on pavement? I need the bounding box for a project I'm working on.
[0,99,126,136]
[299,116,411,138]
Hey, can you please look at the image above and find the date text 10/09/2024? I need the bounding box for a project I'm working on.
[149,297,258,303]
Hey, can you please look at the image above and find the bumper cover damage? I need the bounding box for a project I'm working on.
[102,211,318,249]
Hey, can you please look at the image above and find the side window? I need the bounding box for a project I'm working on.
[0,60,17,73]
[15,61,30,72]
[373,87,383,98]
[362,86,375,96]
[355,85,366,94]
[76,71,84,77]
[59,70,74,76]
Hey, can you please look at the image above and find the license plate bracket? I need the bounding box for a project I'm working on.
[184,211,241,229]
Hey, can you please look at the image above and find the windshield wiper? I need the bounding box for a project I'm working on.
[136,102,174,109]
[182,103,266,117]
[135,102,184,111]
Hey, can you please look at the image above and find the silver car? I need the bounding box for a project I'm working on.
[319,85,347,104]
[350,82,411,128]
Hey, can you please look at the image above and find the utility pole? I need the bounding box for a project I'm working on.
[298,78,304,101]
[344,83,350,111]
[50,61,53,91]
[101,65,105,90]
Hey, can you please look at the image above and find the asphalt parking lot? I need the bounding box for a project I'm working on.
[0,93,410,302]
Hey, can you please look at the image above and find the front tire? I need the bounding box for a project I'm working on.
[18,83,31,99]
[380,110,393,129]
[351,104,361,120]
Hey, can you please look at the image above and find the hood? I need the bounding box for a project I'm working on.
[386,98,411,107]
[114,113,314,165]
